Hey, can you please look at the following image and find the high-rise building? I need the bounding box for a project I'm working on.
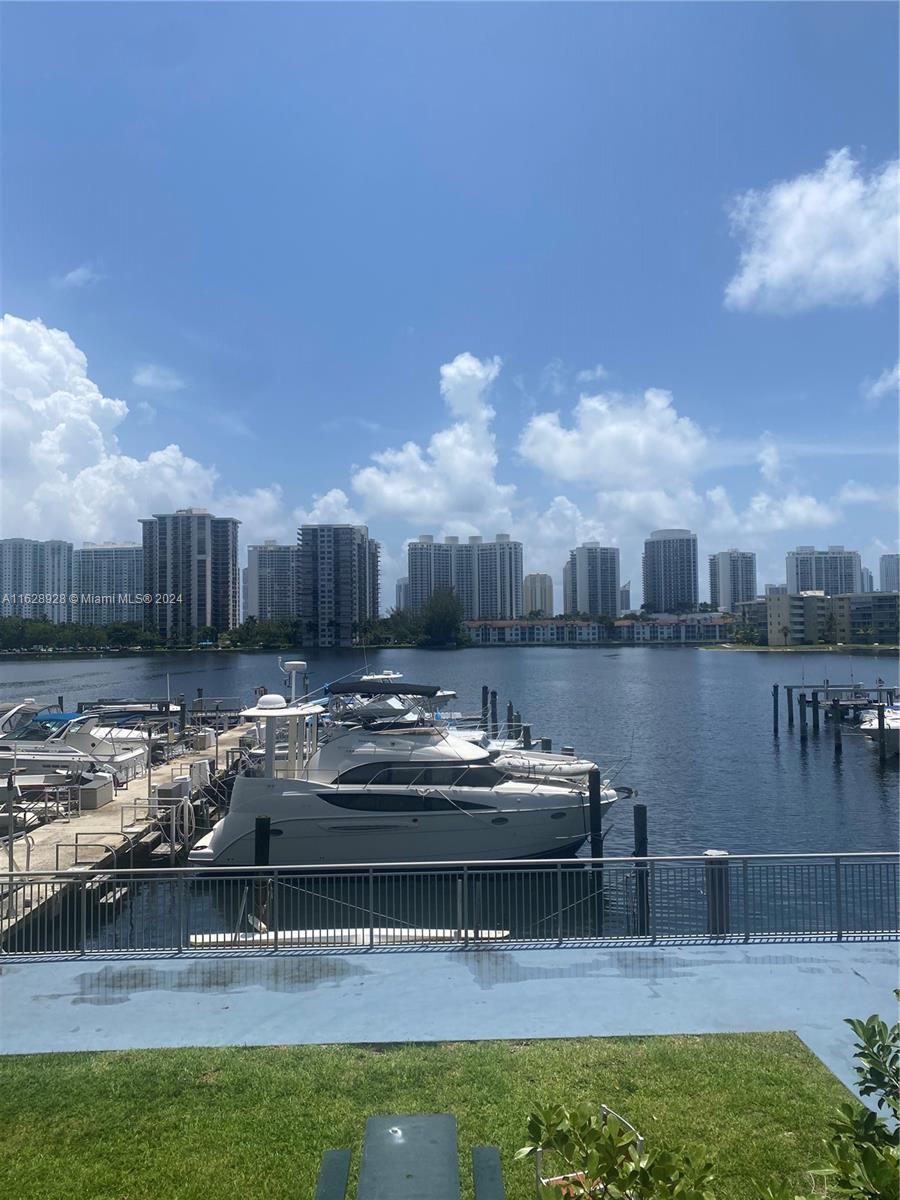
[407,533,522,619]
[642,529,698,613]
[523,573,554,617]
[245,541,300,621]
[140,508,241,642]
[395,577,409,612]
[619,581,631,613]
[297,524,380,648]
[785,546,861,596]
[73,543,144,625]
[860,566,874,593]
[567,544,620,618]
[765,583,788,598]
[562,558,576,615]
[880,554,900,593]
[708,550,757,613]
[0,538,73,623]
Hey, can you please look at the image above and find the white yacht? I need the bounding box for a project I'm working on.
[189,692,619,867]
[859,705,900,755]
[0,706,147,782]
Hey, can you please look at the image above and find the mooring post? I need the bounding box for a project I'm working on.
[704,850,730,937]
[799,692,808,741]
[633,803,649,936]
[540,737,552,753]
[506,701,514,735]
[480,686,489,731]
[811,690,820,733]
[786,686,794,728]
[489,690,499,739]
[254,815,271,933]
[522,723,532,750]
[831,698,842,758]
[57,694,64,711]
[513,711,522,739]
[178,697,187,733]
[772,684,779,737]
[877,703,886,764]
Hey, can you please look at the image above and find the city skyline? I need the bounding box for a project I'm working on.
[1,4,897,609]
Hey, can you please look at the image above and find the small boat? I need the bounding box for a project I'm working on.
[859,705,900,755]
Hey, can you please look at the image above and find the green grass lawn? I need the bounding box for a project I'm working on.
[0,1034,850,1200]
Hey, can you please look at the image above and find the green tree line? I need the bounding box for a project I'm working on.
[0,617,163,650]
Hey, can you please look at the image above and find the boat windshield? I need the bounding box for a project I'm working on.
[5,716,65,742]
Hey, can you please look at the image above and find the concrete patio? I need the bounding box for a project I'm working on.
[1,940,896,1099]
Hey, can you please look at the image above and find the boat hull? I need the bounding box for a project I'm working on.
[189,775,614,867]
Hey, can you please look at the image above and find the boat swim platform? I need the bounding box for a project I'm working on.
[1,938,896,1106]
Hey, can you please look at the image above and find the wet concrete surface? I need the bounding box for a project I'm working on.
[1,941,896,1100]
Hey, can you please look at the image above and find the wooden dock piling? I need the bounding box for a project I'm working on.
[521,724,532,750]
[506,701,514,734]
[704,850,730,936]
[480,686,489,730]
[489,690,499,739]
[772,684,779,736]
[799,693,808,741]
[811,691,820,733]
[540,737,552,753]
[786,686,794,728]
[831,699,842,757]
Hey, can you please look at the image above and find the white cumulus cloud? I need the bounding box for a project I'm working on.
[724,149,899,313]
[863,361,899,406]
[352,352,515,529]
[518,388,707,488]
[0,314,283,547]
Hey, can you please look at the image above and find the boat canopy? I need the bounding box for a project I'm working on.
[328,681,440,698]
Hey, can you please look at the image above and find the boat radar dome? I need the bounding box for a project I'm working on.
[283,661,307,672]
[256,694,287,710]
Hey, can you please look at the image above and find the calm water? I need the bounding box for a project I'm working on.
[2,646,897,858]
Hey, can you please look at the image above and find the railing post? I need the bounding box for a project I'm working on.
[461,868,469,945]
[648,860,656,943]
[704,850,730,937]
[556,863,564,944]
[834,856,843,941]
[742,857,750,943]
[79,879,88,955]
[368,869,375,949]
[271,868,279,951]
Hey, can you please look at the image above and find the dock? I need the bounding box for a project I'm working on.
[1,722,248,948]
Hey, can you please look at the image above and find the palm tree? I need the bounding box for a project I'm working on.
[780,625,791,646]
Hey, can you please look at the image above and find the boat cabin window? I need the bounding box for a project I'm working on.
[319,792,496,812]
[335,763,505,788]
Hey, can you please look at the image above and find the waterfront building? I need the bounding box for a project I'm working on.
[736,598,769,644]
[245,541,300,621]
[407,533,522,619]
[708,549,756,613]
[860,566,874,593]
[785,545,861,596]
[140,508,241,642]
[766,591,830,647]
[464,614,733,645]
[765,583,787,598]
[562,558,576,615]
[523,572,554,617]
[72,543,144,625]
[619,580,631,613]
[395,576,409,612]
[831,592,900,645]
[0,538,73,623]
[642,529,698,613]
[567,544,620,618]
[297,524,380,648]
[880,553,900,593]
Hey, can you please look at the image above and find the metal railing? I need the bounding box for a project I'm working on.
[0,852,896,957]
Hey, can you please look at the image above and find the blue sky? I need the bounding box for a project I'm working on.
[1,1,897,605]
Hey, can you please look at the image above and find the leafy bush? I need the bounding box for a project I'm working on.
[515,1102,715,1199]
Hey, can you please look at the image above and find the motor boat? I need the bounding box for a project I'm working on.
[0,707,146,782]
[859,705,900,755]
[189,692,620,867]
